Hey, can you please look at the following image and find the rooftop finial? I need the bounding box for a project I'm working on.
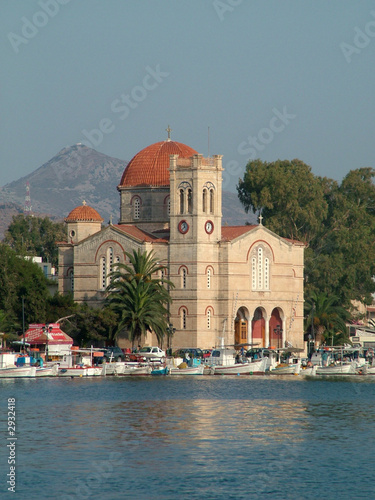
[258,212,263,225]
[82,200,87,206]
[166,125,172,141]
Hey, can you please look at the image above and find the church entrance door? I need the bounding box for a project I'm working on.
[235,319,248,345]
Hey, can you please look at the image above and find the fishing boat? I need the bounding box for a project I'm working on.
[86,366,103,376]
[316,363,355,375]
[360,365,375,375]
[207,347,268,375]
[0,366,36,378]
[269,361,301,375]
[151,366,170,376]
[299,365,317,377]
[35,364,59,377]
[170,364,205,375]
[129,364,152,376]
[58,366,88,377]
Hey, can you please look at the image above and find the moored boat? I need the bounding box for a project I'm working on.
[170,364,204,375]
[151,366,170,376]
[58,366,88,377]
[212,358,267,375]
[207,347,268,375]
[270,361,301,375]
[35,364,59,377]
[129,365,152,376]
[0,366,36,378]
[316,363,355,375]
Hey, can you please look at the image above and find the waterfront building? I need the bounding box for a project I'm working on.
[57,132,305,350]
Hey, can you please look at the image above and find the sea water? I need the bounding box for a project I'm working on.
[1,376,375,500]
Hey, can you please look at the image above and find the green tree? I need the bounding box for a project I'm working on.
[3,214,65,267]
[237,159,328,244]
[0,243,49,328]
[237,161,375,308]
[63,304,118,347]
[304,291,351,346]
[105,249,173,346]
[45,292,77,324]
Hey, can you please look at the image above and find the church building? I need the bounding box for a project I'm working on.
[58,131,305,350]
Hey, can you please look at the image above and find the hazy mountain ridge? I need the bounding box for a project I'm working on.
[0,145,253,239]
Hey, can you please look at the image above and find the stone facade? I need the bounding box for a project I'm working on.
[58,138,305,351]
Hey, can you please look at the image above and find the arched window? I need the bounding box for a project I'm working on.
[257,247,263,289]
[100,256,106,290]
[207,309,211,329]
[69,269,74,291]
[202,189,207,213]
[179,189,184,214]
[187,189,192,213]
[251,245,271,291]
[264,257,269,290]
[181,308,187,329]
[181,267,187,289]
[133,197,140,219]
[207,268,211,289]
[209,188,214,213]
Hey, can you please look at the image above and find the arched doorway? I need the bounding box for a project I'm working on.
[234,307,249,346]
[269,308,283,349]
[252,307,266,347]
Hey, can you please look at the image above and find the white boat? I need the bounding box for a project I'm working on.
[316,363,356,375]
[207,347,268,375]
[170,364,205,375]
[299,365,317,376]
[360,363,375,375]
[270,361,301,375]
[58,366,88,377]
[86,366,103,376]
[212,358,267,375]
[129,365,152,376]
[0,366,36,378]
[35,364,58,377]
[102,362,127,375]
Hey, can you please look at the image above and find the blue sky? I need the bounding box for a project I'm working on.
[2,0,375,193]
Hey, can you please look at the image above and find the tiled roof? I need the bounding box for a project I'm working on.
[118,140,198,187]
[221,225,257,241]
[113,224,168,243]
[65,204,104,222]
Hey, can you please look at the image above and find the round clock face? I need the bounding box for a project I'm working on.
[178,220,189,234]
[205,220,214,234]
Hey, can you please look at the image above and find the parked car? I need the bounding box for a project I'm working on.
[100,347,126,362]
[136,346,166,360]
[173,348,204,359]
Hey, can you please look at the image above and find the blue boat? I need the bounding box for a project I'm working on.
[151,366,169,376]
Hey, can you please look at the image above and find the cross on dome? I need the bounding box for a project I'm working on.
[82,200,87,206]
[166,125,172,141]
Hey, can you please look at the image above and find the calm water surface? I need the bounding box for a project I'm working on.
[1,376,375,500]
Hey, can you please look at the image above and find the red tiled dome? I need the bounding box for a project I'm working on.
[65,203,104,222]
[119,140,198,187]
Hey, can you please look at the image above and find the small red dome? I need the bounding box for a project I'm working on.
[65,203,103,222]
[119,140,198,187]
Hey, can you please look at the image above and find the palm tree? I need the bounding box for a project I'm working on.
[305,291,351,346]
[105,249,173,346]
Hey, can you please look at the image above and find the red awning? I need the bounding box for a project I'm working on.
[25,323,73,345]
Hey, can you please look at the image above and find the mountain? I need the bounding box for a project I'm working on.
[0,145,253,239]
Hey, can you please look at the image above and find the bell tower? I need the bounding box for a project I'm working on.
[169,153,223,242]
[168,152,223,347]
